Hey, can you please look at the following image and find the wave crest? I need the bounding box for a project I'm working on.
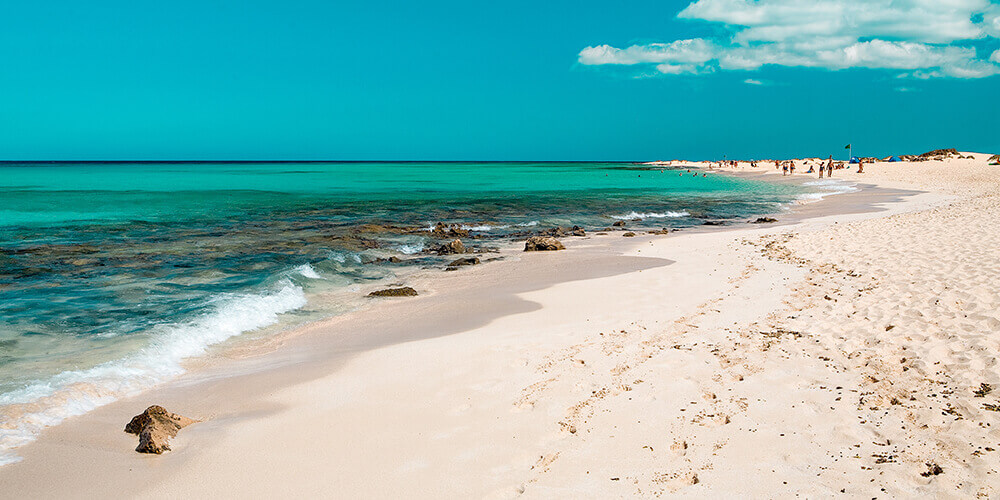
[0,281,307,465]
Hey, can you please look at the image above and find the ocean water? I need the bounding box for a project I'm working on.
[0,161,823,463]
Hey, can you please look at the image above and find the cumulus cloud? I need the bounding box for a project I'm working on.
[992,49,1000,63]
[578,39,716,66]
[579,0,1000,79]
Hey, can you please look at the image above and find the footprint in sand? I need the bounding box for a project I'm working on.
[670,440,688,456]
[651,471,700,492]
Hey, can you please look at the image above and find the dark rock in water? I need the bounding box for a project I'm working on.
[330,235,380,251]
[430,222,470,238]
[370,256,402,264]
[355,223,390,233]
[124,405,196,454]
[540,226,585,237]
[752,217,778,224]
[353,223,420,235]
[448,257,480,267]
[612,220,626,228]
[622,232,636,237]
[524,236,565,251]
[435,239,466,255]
[368,287,418,297]
[702,221,726,226]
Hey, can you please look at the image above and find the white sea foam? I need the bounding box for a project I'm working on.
[328,250,363,264]
[422,221,539,232]
[611,211,690,220]
[461,224,503,232]
[395,243,424,254]
[796,179,859,202]
[0,281,307,466]
[294,264,322,279]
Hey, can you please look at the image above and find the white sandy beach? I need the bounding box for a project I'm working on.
[2,153,999,498]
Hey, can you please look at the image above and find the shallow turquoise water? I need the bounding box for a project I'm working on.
[0,161,808,463]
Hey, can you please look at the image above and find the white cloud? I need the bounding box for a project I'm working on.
[744,78,764,85]
[578,0,1000,79]
[984,4,1000,37]
[992,49,1000,63]
[578,39,716,66]
[679,0,992,44]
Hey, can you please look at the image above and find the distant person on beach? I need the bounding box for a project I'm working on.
[789,161,795,174]
[857,158,865,173]
[825,156,832,178]
[782,162,788,176]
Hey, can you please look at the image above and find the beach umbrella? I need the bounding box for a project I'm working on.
[888,156,902,162]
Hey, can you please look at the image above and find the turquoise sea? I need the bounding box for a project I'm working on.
[0,161,828,463]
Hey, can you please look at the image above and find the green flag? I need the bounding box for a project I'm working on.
[845,144,852,149]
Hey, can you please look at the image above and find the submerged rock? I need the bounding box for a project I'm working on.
[368,287,418,297]
[124,405,196,454]
[612,220,626,228]
[430,222,470,238]
[524,236,565,252]
[329,235,381,251]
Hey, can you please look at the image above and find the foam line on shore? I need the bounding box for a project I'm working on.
[0,281,307,465]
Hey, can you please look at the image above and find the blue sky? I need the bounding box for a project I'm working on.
[1,0,998,160]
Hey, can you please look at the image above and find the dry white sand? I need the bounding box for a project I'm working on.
[2,153,999,498]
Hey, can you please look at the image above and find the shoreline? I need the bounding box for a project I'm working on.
[3,154,996,497]
[0,162,823,464]
[0,162,803,466]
